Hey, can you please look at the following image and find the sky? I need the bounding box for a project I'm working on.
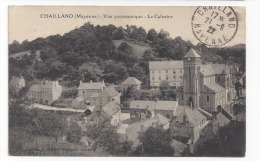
[9,6,245,46]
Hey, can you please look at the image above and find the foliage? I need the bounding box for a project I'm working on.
[136,125,174,156]
[66,120,82,143]
[85,120,133,155]
[196,121,245,156]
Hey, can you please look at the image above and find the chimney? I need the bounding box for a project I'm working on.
[80,80,82,84]
[90,80,92,84]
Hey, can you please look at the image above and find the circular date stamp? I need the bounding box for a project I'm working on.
[192,6,238,47]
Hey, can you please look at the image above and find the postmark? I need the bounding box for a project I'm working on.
[192,6,238,46]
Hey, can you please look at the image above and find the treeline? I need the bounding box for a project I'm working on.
[9,22,245,88]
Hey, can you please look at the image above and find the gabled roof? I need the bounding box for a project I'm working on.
[216,112,230,127]
[74,96,85,102]
[10,76,24,84]
[102,102,120,116]
[155,101,178,111]
[204,82,225,93]
[122,77,142,85]
[154,113,170,125]
[29,84,41,92]
[90,92,100,98]
[78,82,105,90]
[183,48,201,58]
[211,64,228,75]
[172,106,206,127]
[200,64,215,76]
[103,87,120,97]
[130,100,156,111]
[149,61,183,70]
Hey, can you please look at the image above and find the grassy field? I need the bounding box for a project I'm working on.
[113,40,152,58]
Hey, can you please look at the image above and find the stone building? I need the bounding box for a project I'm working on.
[27,80,62,104]
[149,60,183,89]
[77,80,106,101]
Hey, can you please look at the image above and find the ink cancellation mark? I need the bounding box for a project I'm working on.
[191,6,238,47]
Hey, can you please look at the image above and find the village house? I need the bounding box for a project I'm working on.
[86,102,121,126]
[99,86,121,106]
[129,99,178,123]
[27,80,62,105]
[125,113,170,147]
[212,112,231,135]
[121,77,142,90]
[9,76,25,93]
[77,80,106,102]
[149,60,183,89]
[72,96,86,109]
[170,105,208,143]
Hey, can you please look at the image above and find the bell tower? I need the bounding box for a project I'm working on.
[183,48,202,109]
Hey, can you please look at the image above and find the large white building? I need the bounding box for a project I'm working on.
[149,61,183,88]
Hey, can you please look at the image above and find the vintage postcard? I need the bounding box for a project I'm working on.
[8,6,246,157]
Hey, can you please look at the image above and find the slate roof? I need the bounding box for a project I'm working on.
[78,82,105,90]
[74,96,85,102]
[172,106,206,127]
[90,92,100,98]
[216,112,230,127]
[41,81,60,89]
[122,77,142,85]
[183,48,201,58]
[200,64,215,76]
[211,64,228,75]
[154,113,170,125]
[149,61,183,70]
[103,87,120,97]
[130,100,156,110]
[29,84,41,92]
[155,101,178,111]
[204,82,225,93]
[102,102,120,116]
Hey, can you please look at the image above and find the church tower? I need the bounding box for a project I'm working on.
[182,48,202,109]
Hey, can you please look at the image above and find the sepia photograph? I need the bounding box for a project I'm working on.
[8,6,246,157]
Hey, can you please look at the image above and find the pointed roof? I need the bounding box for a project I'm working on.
[183,48,201,58]
[103,87,120,97]
[122,77,142,85]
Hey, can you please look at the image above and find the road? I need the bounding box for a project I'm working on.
[31,103,86,113]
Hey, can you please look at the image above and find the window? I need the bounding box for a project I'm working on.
[166,70,168,73]
[183,116,186,124]
[152,76,155,80]
[217,76,220,82]
[159,76,161,81]
[180,69,182,73]
[173,76,176,80]
[207,95,210,102]
[166,75,168,80]
[173,70,176,74]
[181,94,183,100]
[180,76,182,79]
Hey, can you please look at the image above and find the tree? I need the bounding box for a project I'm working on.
[196,121,245,156]
[85,121,133,155]
[66,120,82,143]
[137,125,174,156]
[160,80,170,90]
[118,42,133,55]
[147,29,158,41]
